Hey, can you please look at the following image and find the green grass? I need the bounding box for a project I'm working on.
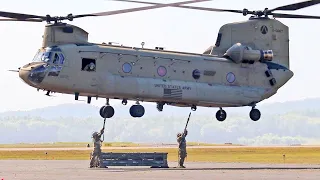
[1,147,319,164]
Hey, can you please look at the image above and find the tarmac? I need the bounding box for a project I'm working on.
[1,160,320,180]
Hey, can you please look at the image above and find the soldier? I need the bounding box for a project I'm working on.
[83,62,96,71]
[90,127,105,168]
[177,129,188,168]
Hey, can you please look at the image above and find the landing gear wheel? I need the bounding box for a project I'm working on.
[216,109,227,121]
[130,105,145,118]
[99,106,114,118]
[250,108,261,121]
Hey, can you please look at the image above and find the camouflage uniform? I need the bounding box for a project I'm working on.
[177,129,188,168]
[90,127,104,168]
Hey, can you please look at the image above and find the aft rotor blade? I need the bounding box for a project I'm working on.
[73,0,213,18]
[269,0,320,12]
[109,0,243,14]
[272,13,320,19]
[0,11,46,21]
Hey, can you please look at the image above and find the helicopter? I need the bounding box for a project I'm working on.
[4,0,320,121]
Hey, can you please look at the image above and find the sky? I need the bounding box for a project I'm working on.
[1,0,319,112]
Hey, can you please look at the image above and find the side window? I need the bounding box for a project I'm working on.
[82,58,96,72]
[52,52,65,65]
[52,53,59,64]
[58,53,65,64]
[215,33,222,47]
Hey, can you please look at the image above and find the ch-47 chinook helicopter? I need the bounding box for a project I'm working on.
[5,0,320,121]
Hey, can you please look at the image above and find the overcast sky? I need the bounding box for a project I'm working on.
[1,0,319,112]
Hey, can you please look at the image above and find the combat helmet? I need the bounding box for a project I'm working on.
[177,132,182,137]
[92,131,98,138]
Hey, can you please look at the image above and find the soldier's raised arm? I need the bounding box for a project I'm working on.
[97,127,105,138]
[182,129,188,137]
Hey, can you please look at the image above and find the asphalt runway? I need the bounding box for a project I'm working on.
[1,160,320,180]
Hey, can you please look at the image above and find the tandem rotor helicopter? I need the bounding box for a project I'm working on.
[4,0,320,121]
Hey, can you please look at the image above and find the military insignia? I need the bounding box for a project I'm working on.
[260,25,268,34]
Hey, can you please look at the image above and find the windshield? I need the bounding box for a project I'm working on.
[32,47,65,64]
[32,50,51,62]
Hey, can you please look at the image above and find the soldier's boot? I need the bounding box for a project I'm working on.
[89,157,94,168]
[98,157,104,168]
[178,157,182,168]
[179,157,186,168]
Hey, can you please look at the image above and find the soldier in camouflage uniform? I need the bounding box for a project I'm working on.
[90,127,105,168]
[177,129,188,168]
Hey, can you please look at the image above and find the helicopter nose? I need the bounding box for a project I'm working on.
[19,63,47,87]
[18,68,31,84]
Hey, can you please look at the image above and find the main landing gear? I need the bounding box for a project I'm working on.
[215,106,261,122]
[129,101,145,118]
[99,98,114,118]
[99,99,145,118]
[249,107,261,121]
[216,108,227,121]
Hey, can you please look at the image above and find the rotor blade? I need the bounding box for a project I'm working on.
[0,11,46,20]
[8,70,19,72]
[272,12,320,19]
[108,0,243,14]
[73,0,213,18]
[0,18,43,22]
[269,0,320,12]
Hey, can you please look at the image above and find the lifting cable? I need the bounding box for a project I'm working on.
[102,118,106,142]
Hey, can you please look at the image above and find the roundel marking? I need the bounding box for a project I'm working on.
[260,25,268,34]
[157,66,167,77]
[122,62,132,73]
[192,69,201,79]
[226,72,236,83]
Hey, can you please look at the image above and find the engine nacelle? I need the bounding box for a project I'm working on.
[224,43,273,64]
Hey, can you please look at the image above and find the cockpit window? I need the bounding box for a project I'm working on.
[32,47,65,64]
[52,52,65,64]
[41,52,52,62]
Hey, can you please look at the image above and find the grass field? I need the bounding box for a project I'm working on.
[0,146,319,164]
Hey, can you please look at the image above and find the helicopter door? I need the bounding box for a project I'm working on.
[79,53,99,94]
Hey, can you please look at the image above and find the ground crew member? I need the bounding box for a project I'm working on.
[90,127,105,168]
[177,129,188,168]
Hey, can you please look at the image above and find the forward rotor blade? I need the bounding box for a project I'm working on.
[272,12,320,19]
[8,70,19,72]
[109,0,243,14]
[269,0,320,12]
[0,11,46,21]
[73,0,213,18]
[0,18,43,22]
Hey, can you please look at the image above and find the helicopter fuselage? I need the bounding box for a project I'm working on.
[19,43,293,108]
